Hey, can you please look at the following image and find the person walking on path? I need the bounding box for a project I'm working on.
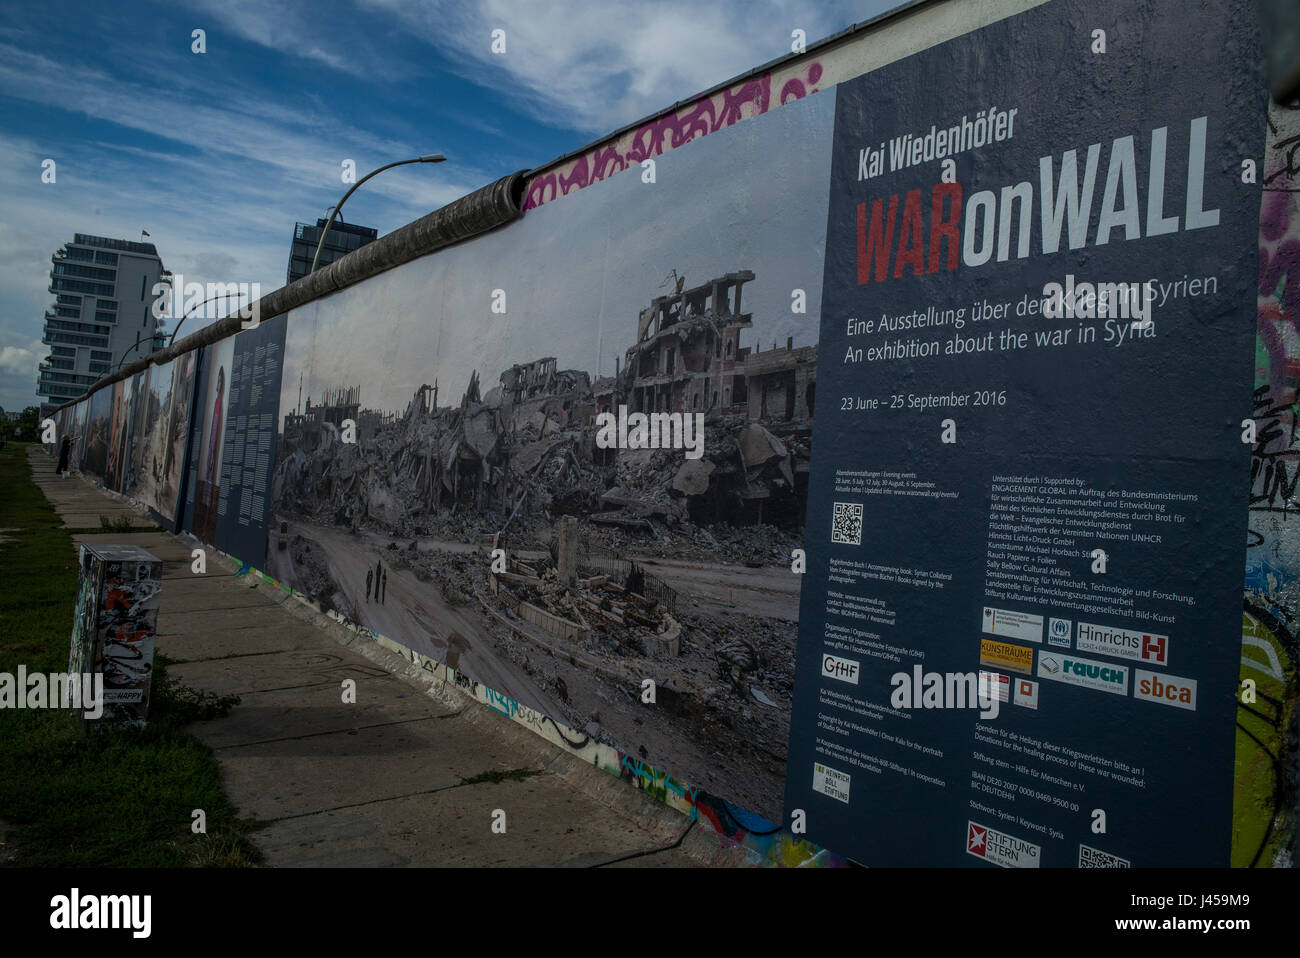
[57,435,74,477]
[366,568,373,603]
[381,569,388,604]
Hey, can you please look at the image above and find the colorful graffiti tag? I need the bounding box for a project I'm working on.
[1240,99,1300,867]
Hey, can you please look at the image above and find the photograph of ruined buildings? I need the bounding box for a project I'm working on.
[270,270,817,818]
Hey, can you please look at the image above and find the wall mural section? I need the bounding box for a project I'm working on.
[269,93,833,824]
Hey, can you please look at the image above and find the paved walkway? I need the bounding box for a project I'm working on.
[28,447,751,867]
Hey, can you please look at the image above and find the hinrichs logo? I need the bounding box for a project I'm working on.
[1076,621,1169,666]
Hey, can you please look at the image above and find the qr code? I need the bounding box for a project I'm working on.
[1078,844,1130,868]
[831,501,863,545]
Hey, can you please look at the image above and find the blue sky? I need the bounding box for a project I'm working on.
[282,87,835,418]
[0,0,894,411]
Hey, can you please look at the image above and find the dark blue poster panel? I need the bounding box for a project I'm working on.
[785,0,1263,867]
[182,346,211,535]
[213,315,287,567]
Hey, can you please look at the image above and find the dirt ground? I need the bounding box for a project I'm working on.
[267,513,803,821]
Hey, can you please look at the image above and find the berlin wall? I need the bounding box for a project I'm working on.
[48,0,1296,867]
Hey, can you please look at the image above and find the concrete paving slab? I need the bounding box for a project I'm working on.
[156,588,278,614]
[170,648,391,696]
[252,775,676,867]
[154,576,270,602]
[602,846,709,867]
[189,675,456,749]
[68,532,194,558]
[156,605,306,635]
[208,714,538,820]
[157,622,331,660]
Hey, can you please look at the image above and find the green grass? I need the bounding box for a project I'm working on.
[98,514,137,533]
[0,441,262,867]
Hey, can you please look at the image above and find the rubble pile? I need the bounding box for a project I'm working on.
[582,518,800,566]
[273,269,816,549]
[281,533,347,616]
[492,556,681,659]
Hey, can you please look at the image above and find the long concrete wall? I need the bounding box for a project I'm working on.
[44,0,1295,867]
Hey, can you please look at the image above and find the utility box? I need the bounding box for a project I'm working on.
[68,544,161,726]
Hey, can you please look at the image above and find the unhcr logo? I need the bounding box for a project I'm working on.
[594,405,704,460]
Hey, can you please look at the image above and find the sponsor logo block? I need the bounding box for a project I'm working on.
[1036,653,1128,695]
[1133,668,1197,711]
[1076,621,1170,666]
[983,606,1043,643]
[1013,677,1039,709]
[967,820,1041,868]
[978,670,1010,702]
[1079,843,1131,867]
[979,638,1035,675]
[821,653,860,686]
[812,762,851,803]
[1048,617,1072,648]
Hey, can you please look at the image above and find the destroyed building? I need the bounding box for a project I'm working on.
[274,268,818,537]
[744,338,817,423]
[616,270,754,417]
[280,385,360,453]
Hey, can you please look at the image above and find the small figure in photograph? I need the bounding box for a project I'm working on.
[366,568,373,603]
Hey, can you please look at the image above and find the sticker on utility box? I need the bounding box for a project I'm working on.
[812,762,851,803]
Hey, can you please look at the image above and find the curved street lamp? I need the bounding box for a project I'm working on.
[113,288,253,371]
[310,154,446,275]
[167,289,255,348]
[115,331,152,371]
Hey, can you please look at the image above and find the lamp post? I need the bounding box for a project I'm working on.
[115,331,150,371]
[113,288,251,371]
[167,290,255,348]
[309,154,446,275]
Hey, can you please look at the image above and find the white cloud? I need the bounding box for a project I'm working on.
[0,345,37,376]
[176,0,883,136]
[364,0,881,133]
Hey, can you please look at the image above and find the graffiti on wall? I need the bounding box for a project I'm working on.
[522,61,824,211]
[1241,99,1300,867]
